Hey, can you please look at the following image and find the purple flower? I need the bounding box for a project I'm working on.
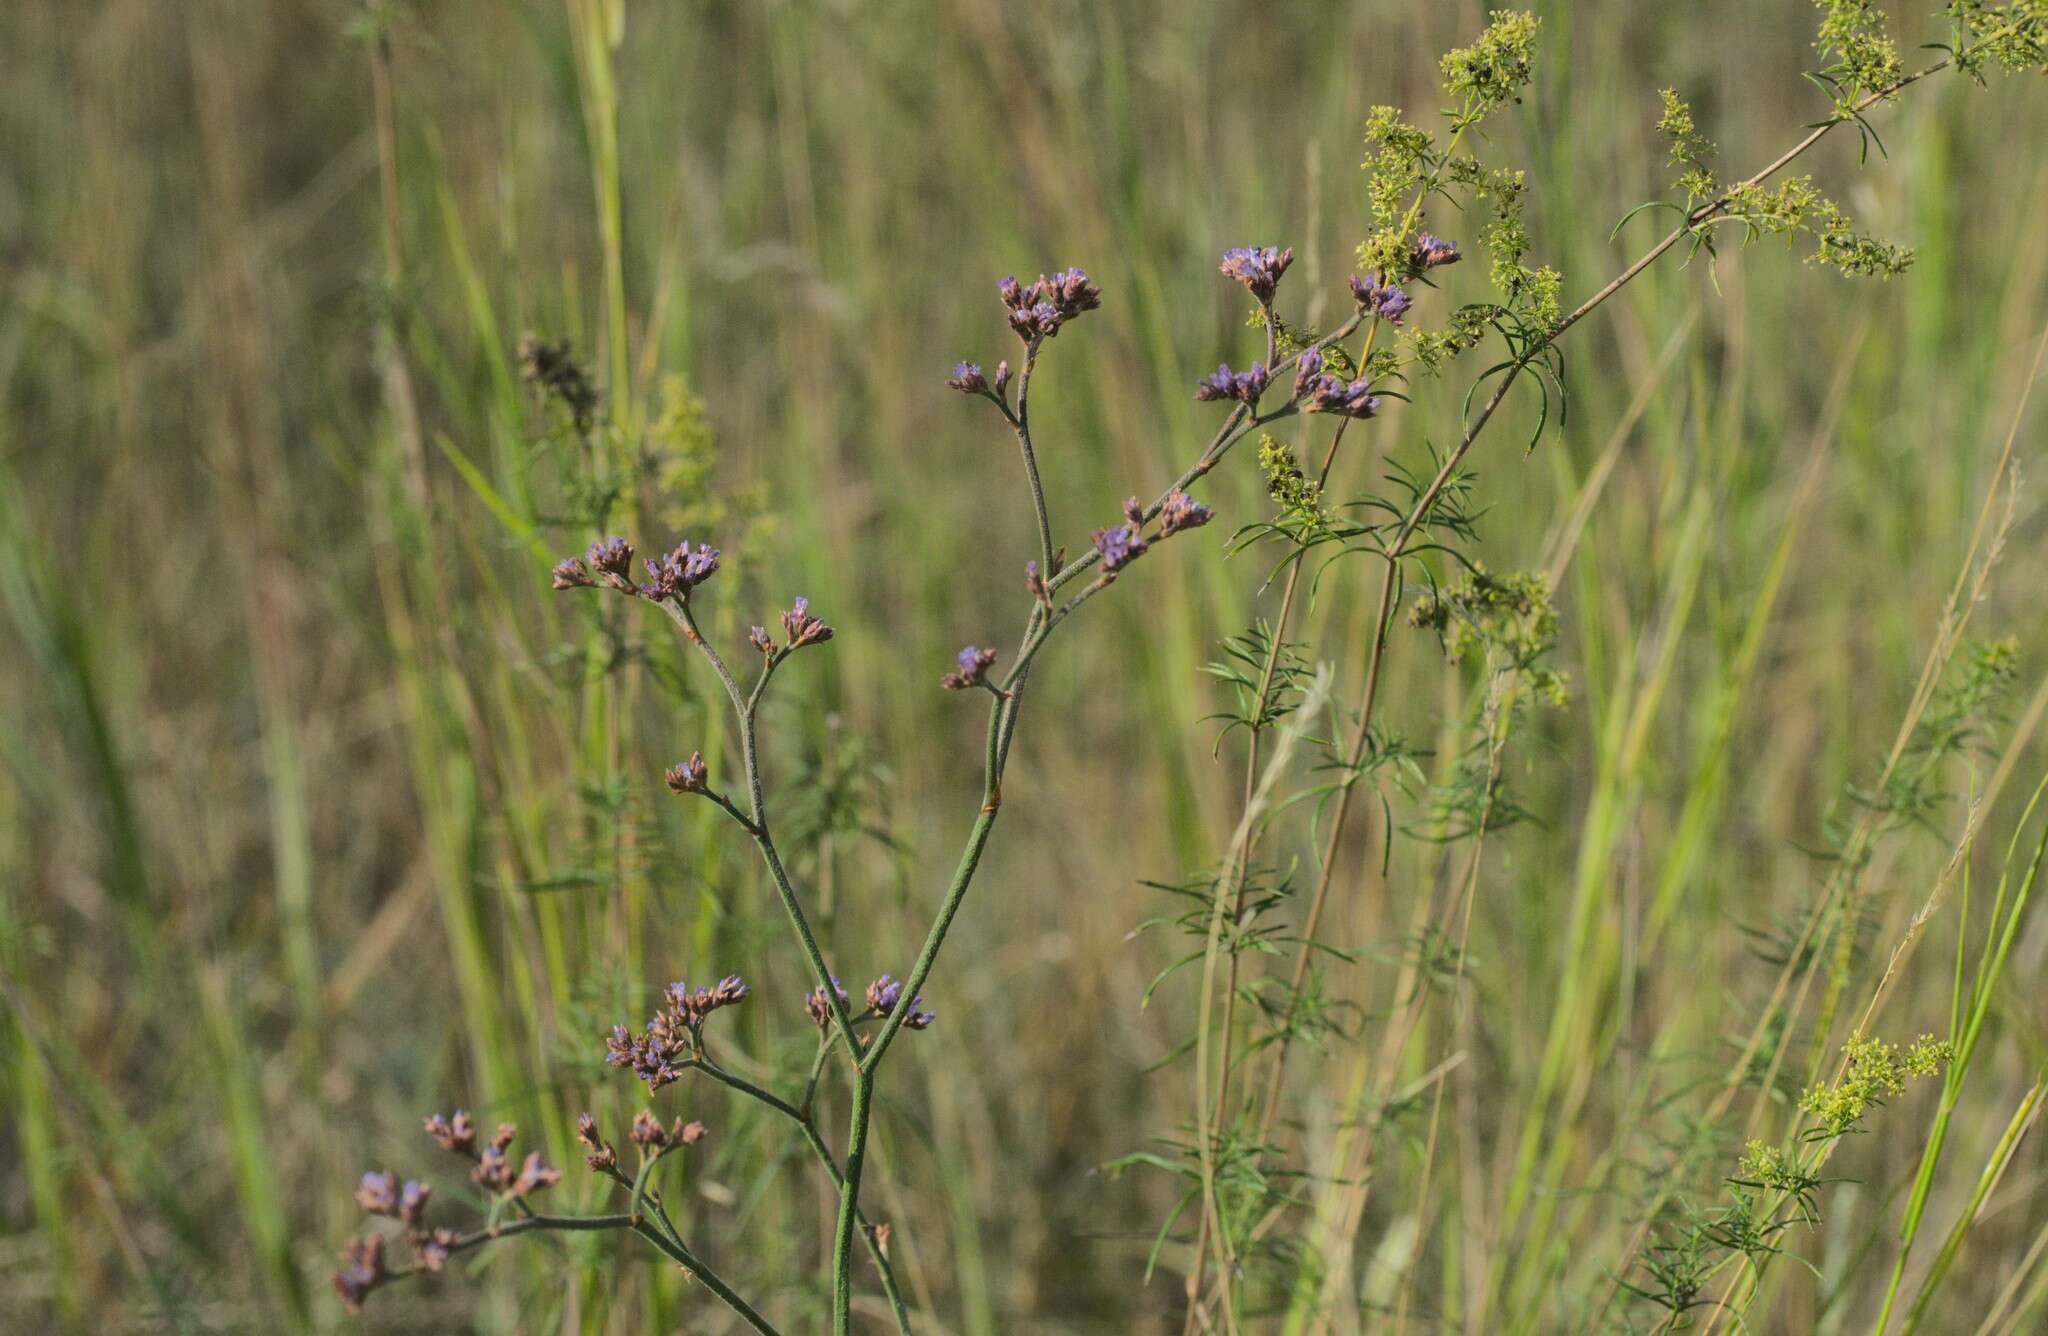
[993,360,1013,397]
[472,1144,510,1191]
[413,1228,458,1273]
[551,557,596,590]
[508,1151,561,1198]
[587,536,634,578]
[630,1111,668,1148]
[942,645,999,691]
[604,1023,683,1092]
[583,536,639,592]
[1350,274,1413,322]
[577,1112,618,1172]
[1009,301,1065,341]
[1301,375,1382,419]
[1040,267,1102,316]
[781,596,833,649]
[1293,349,1324,398]
[642,539,721,600]
[1025,559,1049,603]
[1094,523,1149,574]
[423,1110,477,1156]
[999,268,1102,340]
[332,1236,388,1313]
[1194,361,1270,406]
[661,974,750,1026]
[664,751,709,795]
[1410,232,1461,271]
[603,972,747,1090]
[355,1170,400,1217]
[947,361,989,395]
[806,976,850,1029]
[1159,490,1214,536]
[749,625,775,655]
[865,973,936,1030]
[398,1179,431,1226]
[1219,245,1295,304]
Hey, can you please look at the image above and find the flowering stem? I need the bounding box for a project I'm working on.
[380,1212,780,1334]
[1185,404,1366,1321]
[656,596,862,1056]
[1251,47,1966,1178]
[682,1057,911,1332]
[1012,340,1057,575]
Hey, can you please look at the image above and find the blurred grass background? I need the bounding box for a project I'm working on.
[3,0,2047,1331]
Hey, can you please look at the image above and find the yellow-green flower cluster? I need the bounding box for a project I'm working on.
[1410,565,1568,706]
[1439,10,1541,121]
[1656,89,1719,206]
[1943,0,2048,81]
[1258,438,1330,533]
[1815,0,1905,105]
[1799,1032,1953,1137]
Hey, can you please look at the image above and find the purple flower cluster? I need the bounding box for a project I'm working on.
[942,645,999,691]
[947,361,989,395]
[643,539,721,600]
[781,596,833,650]
[333,1235,388,1312]
[1194,361,1271,406]
[629,1111,708,1150]
[1291,347,1380,416]
[1300,371,1382,419]
[423,1109,477,1155]
[750,595,833,657]
[1410,232,1461,271]
[664,751,709,795]
[806,975,851,1029]
[1158,489,1214,537]
[1349,274,1413,322]
[948,359,1014,401]
[1094,520,1149,575]
[866,974,936,1029]
[605,974,750,1092]
[999,268,1102,341]
[553,535,636,591]
[552,534,722,601]
[356,1171,432,1226]
[1219,245,1295,304]
[474,1140,560,1199]
[576,1113,618,1171]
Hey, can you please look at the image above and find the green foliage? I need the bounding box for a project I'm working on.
[1409,565,1568,707]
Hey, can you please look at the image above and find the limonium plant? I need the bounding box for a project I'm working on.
[334,4,2048,1331]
